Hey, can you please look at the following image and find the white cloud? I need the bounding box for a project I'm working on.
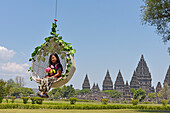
[0,62,29,73]
[0,46,16,60]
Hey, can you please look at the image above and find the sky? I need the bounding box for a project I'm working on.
[0,0,169,90]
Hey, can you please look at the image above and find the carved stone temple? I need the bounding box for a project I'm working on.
[114,70,125,94]
[82,74,90,89]
[164,65,170,86]
[102,70,113,91]
[80,55,169,101]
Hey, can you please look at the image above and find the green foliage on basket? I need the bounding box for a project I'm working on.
[28,22,76,79]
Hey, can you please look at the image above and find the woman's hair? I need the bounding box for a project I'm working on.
[49,53,63,72]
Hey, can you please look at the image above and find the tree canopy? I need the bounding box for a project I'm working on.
[141,0,169,42]
[104,90,121,98]
[134,88,146,102]
[0,79,11,98]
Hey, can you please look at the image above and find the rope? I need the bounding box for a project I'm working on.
[55,0,57,19]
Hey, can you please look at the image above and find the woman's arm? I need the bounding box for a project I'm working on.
[52,70,61,78]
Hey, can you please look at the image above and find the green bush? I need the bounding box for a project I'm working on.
[30,97,36,104]
[131,99,139,105]
[161,100,168,106]
[101,99,109,105]
[0,103,170,110]
[0,97,3,103]
[112,101,120,103]
[35,97,44,104]
[0,103,170,111]
[69,97,77,104]
[123,100,128,104]
[10,96,16,103]
[21,97,29,104]
[168,99,170,104]
[140,101,152,104]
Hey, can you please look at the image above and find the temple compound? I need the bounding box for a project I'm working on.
[81,55,169,101]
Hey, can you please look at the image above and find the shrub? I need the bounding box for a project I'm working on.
[35,97,44,104]
[168,99,170,104]
[131,99,139,105]
[123,100,128,104]
[161,100,168,106]
[101,99,109,105]
[69,97,77,104]
[30,97,36,104]
[0,97,3,103]
[21,97,29,104]
[10,96,16,103]
[0,103,170,110]
[112,101,119,103]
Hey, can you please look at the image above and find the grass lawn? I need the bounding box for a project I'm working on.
[0,109,169,113]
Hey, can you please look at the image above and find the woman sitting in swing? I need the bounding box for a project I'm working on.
[36,53,63,98]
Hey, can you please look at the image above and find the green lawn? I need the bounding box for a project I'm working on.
[0,109,168,113]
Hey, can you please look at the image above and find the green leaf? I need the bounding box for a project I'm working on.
[29,58,32,61]
[70,49,76,54]
[59,40,63,43]
[58,36,62,40]
[55,34,59,37]
[61,74,65,77]
[67,64,71,68]
[67,58,71,62]
[30,77,32,81]
[66,69,69,73]
[45,37,50,42]
[66,75,68,77]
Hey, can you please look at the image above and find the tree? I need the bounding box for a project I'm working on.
[48,88,62,99]
[104,90,121,98]
[10,87,34,97]
[10,87,21,96]
[76,89,90,95]
[148,92,156,100]
[7,78,17,88]
[20,87,34,96]
[0,79,11,98]
[61,85,75,98]
[141,0,169,42]
[15,76,25,88]
[158,82,169,99]
[130,88,136,97]
[134,88,146,102]
[141,0,170,54]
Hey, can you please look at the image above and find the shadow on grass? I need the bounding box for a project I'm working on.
[137,110,170,113]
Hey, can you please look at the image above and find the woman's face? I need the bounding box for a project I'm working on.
[51,55,57,64]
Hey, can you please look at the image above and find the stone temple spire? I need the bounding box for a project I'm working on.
[130,71,140,90]
[114,70,124,94]
[96,83,100,91]
[156,82,162,93]
[123,81,131,101]
[164,65,170,86]
[82,74,90,89]
[135,54,153,94]
[103,69,113,91]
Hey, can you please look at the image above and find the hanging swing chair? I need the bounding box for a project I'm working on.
[29,22,76,88]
